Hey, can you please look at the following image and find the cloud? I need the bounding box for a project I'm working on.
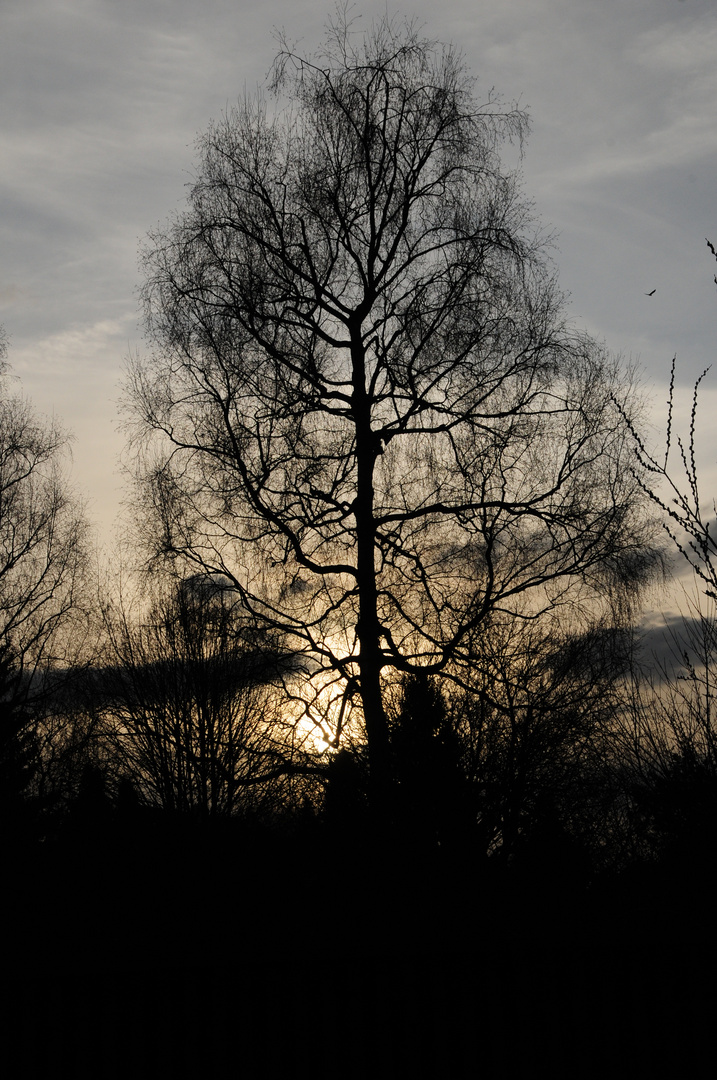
[0,283,23,305]
[512,9,717,191]
[7,314,132,541]
[632,17,717,74]
[11,317,129,383]
[2,0,716,549]
[637,613,712,675]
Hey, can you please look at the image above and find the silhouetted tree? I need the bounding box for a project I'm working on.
[67,762,113,846]
[612,593,717,875]
[390,671,469,849]
[98,575,317,820]
[451,610,633,870]
[0,331,91,833]
[0,333,90,678]
[0,642,38,847]
[127,13,659,809]
[623,240,717,603]
[322,746,369,839]
[616,238,717,869]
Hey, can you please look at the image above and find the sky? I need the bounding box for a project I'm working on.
[1,0,716,562]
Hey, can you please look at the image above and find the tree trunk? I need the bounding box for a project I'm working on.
[351,327,392,819]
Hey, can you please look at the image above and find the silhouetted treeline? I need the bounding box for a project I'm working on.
[2,600,716,1074]
[3,568,716,871]
[6,619,712,878]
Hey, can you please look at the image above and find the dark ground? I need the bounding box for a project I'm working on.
[3,819,716,1078]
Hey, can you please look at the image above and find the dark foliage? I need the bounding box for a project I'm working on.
[0,642,38,846]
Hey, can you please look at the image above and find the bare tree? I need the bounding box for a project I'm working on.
[98,574,317,819]
[448,608,634,867]
[0,342,89,676]
[623,240,717,602]
[126,14,658,805]
[0,333,91,819]
[626,359,716,602]
[611,239,717,866]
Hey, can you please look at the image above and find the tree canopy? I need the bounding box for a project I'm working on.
[0,333,89,676]
[127,14,659,797]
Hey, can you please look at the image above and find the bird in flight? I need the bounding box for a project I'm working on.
[645,289,656,296]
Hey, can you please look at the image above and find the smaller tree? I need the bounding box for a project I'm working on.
[616,238,717,870]
[0,641,38,846]
[0,332,91,830]
[0,338,90,675]
[624,239,717,601]
[99,574,317,820]
[450,609,631,871]
[389,672,470,851]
